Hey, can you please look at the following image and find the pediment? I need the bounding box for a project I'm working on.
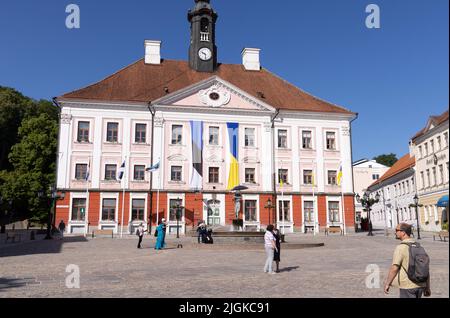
[206,154,225,163]
[167,154,188,162]
[153,76,275,112]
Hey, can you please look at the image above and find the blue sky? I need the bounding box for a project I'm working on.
[0,0,448,161]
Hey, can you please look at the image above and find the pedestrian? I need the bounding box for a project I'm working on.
[272,226,281,273]
[197,220,205,244]
[155,219,166,250]
[136,223,147,249]
[58,220,66,239]
[263,224,278,274]
[384,223,431,298]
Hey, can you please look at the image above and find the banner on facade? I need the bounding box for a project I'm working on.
[190,121,203,190]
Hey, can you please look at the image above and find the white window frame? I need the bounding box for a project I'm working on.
[276,196,293,233]
[99,193,119,232]
[242,194,260,231]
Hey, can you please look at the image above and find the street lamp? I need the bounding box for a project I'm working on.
[356,191,380,236]
[173,201,183,239]
[44,186,66,240]
[409,194,422,240]
[264,198,275,225]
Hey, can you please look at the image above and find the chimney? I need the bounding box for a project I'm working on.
[242,48,261,71]
[144,40,162,65]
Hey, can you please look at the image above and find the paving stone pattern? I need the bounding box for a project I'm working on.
[0,231,448,298]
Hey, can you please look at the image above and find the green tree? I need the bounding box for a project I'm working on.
[0,111,58,228]
[373,153,398,167]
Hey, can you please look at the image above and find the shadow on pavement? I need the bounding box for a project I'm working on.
[278,266,300,273]
[0,236,88,258]
[0,277,29,291]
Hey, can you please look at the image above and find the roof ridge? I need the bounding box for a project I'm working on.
[260,67,355,114]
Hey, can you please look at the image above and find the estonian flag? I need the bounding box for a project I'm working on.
[118,160,126,181]
[146,162,160,172]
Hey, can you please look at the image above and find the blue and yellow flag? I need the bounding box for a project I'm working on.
[227,123,239,190]
[337,164,343,186]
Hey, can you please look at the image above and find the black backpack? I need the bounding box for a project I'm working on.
[401,242,430,284]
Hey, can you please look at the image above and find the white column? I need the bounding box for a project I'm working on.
[292,126,300,191]
[261,122,273,191]
[153,116,165,190]
[92,116,103,189]
[57,112,72,188]
[316,127,325,192]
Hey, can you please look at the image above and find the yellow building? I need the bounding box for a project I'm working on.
[410,110,449,232]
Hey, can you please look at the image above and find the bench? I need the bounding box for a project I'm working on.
[5,231,22,243]
[433,231,449,242]
[325,226,343,236]
[91,229,114,238]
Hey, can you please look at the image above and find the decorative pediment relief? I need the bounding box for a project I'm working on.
[167,154,188,162]
[206,154,225,163]
[153,76,275,113]
[243,156,260,164]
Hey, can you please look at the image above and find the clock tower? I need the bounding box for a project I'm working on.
[188,0,218,73]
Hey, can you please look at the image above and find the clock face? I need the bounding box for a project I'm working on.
[198,48,212,61]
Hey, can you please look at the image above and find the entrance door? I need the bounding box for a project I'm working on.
[207,203,221,226]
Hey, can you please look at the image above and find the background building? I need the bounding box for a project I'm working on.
[367,154,416,230]
[410,110,449,232]
[353,159,389,225]
[54,0,357,235]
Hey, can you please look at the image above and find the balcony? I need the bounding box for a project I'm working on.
[200,32,210,42]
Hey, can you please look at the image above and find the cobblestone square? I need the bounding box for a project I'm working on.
[0,231,448,298]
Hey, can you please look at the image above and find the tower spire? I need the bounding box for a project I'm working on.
[188,0,218,72]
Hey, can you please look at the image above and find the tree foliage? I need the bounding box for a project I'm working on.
[0,86,58,225]
[373,153,398,167]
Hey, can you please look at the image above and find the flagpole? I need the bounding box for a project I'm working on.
[85,156,91,237]
[281,160,285,236]
[312,161,316,236]
[156,158,161,226]
[120,156,127,238]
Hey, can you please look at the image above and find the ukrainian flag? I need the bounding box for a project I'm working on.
[337,164,343,186]
[227,123,239,190]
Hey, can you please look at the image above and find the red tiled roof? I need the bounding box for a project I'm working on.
[59,59,354,114]
[368,154,415,188]
[412,110,449,141]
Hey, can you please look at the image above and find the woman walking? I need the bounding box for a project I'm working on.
[272,227,281,273]
[263,224,278,274]
[154,220,166,250]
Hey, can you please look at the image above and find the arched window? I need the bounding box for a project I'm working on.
[201,18,209,32]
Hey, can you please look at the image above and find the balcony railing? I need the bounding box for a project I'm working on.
[200,32,210,42]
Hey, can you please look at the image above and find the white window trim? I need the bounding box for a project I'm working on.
[99,193,120,231]
[207,125,221,146]
[243,126,257,148]
[68,193,88,234]
[129,193,148,224]
[74,118,93,143]
[132,121,149,144]
[276,127,290,149]
[74,162,89,181]
[300,128,315,150]
[242,194,260,228]
[302,196,318,231]
[276,196,294,233]
[326,196,342,225]
[104,119,122,144]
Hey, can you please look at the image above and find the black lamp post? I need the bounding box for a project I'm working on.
[264,198,274,225]
[43,186,65,240]
[409,194,422,240]
[173,202,183,239]
[356,192,380,236]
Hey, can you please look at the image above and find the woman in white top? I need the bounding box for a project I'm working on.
[264,224,278,274]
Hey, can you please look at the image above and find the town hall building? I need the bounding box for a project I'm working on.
[55,0,357,236]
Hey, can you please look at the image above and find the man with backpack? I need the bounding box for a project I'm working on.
[384,223,431,298]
